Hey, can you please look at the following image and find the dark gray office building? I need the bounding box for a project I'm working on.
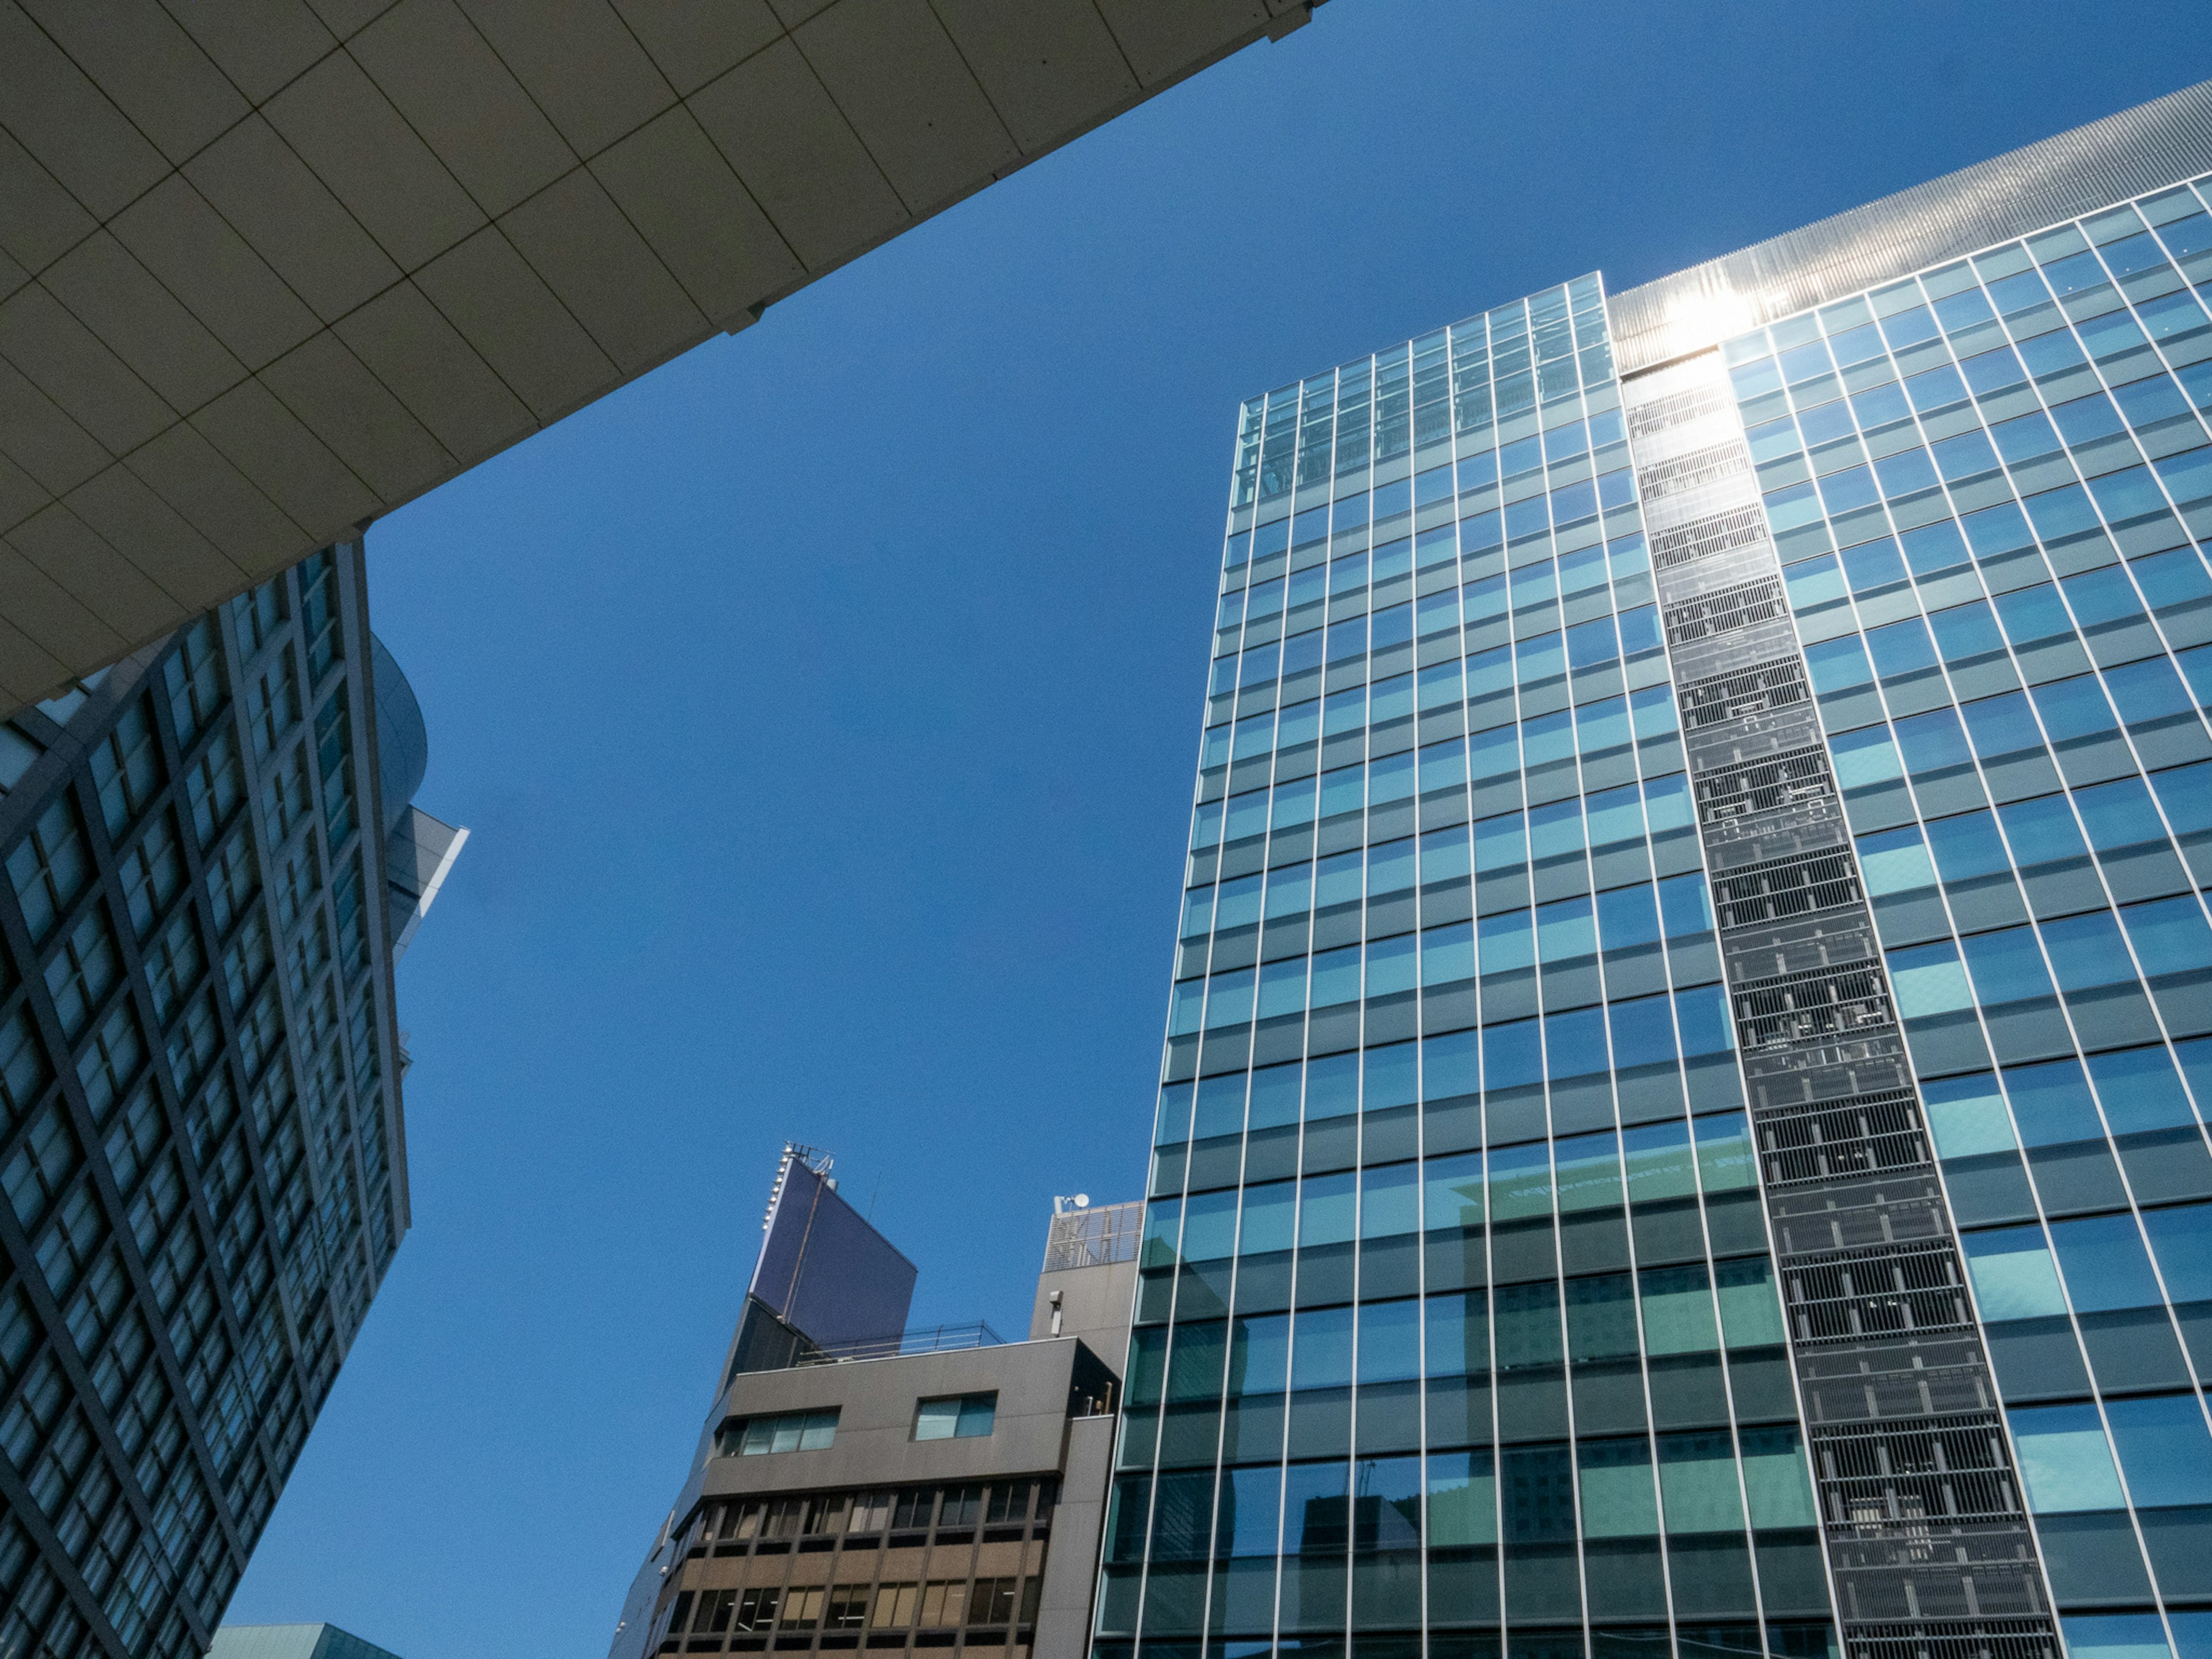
[0,544,462,1658]
[1118,79,2212,1659]
[612,1149,1139,1659]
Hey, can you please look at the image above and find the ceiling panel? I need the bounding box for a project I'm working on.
[611,0,783,97]
[0,2,171,218]
[6,502,177,642]
[109,177,325,369]
[265,52,487,271]
[161,0,340,104]
[796,0,1019,212]
[259,331,455,502]
[688,36,908,271]
[350,0,579,218]
[63,464,248,608]
[183,116,402,322]
[0,127,97,275]
[937,0,1141,154]
[39,232,249,414]
[589,107,803,327]
[499,169,707,374]
[19,0,248,164]
[331,280,535,462]
[412,226,620,421]
[459,0,676,157]
[0,0,1317,707]
[0,281,175,453]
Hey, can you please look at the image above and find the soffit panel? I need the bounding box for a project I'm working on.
[0,0,1304,706]
[796,0,1019,211]
[767,0,835,26]
[162,0,341,104]
[0,540,126,666]
[331,279,535,462]
[499,168,709,373]
[183,116,403,321]
[0,2,171,218]
[39,232,249,414]
[457,0,677,157]
[349,0,579,218]
[589,105,804,325]
[121,423,311,571]
[0,451,47,533]
[264,52,487,271]
[0,354,113,497]
[18,0,249,164]
[0,279,177,454]
[1094,0,1273,89]
[0,612,70,707]
[611,0,783,97]
[62,465,249,608]
[190,377,378,541]
[305,0,397,40]
[935,0,1142,155]
[108,176,324,369]
[7,502,177,642]
[259,331,455,502]
[0,128,98,275]
[411,225,620,421]
[687,36,909,271]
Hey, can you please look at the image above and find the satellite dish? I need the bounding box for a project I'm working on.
[1074,1194,1090,1208]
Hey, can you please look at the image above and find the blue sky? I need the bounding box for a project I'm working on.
[221,5,2211,1654]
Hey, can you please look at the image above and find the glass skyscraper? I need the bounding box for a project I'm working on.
[0,544,462,1659]
[1108,81,2212,1659]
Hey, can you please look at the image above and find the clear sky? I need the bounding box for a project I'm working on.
[220,5,2212,1654]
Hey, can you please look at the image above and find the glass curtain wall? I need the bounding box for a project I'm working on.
[1718,171,2212,1659]
[1112,279,1832,1659]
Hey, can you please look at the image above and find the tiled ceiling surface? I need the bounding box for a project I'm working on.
[0,0,1317,709]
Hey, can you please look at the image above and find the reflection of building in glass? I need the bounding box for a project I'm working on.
[0,543,461,1659]
[607,1151,1137,1659]
[1107,81,2212,1659]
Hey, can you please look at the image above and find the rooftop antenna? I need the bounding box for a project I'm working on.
[1052,1194,1092,1215]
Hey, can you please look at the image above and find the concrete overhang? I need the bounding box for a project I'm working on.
[0,0,1323,710]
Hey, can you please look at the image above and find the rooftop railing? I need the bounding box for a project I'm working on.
[793,1321,1005,1366]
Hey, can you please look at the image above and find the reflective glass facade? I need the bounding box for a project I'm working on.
[0,547,431,1659]
[1718,174,2212,1658]
[1106,135,2212,1659]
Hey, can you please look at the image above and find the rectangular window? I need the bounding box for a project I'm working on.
[938,1484,984,1527]
[967,1577,1018,1625]
[89,696,162,836]
[6,796,89,944]
[824,1584,869,1630]
[914,1391,997,1441]
[779,1586,824,1630]
[872,1583,917,1628]
[717,1407,838,1456]
[917,1581,962,1628]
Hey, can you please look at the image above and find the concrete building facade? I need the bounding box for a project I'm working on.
[613,1153,1138,1659]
